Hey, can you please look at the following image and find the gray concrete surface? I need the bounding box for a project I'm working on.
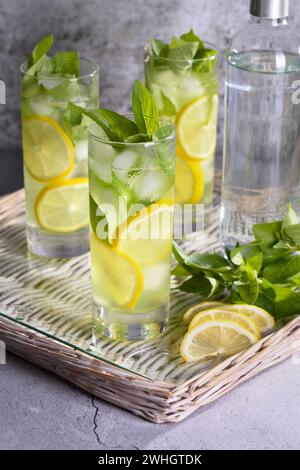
[1,352,300,449]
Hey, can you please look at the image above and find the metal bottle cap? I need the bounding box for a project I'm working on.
[250,0,289,18]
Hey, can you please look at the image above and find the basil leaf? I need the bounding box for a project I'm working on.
[125,133,149,143]
[253,221,282,246]
[161,92,177,116]
[283,224,300,246]
[261,279,300,319]
[263,255,300,283]
[132,80,159,138]
[180,29,205,48]
[28,33,54,68]
[179,276,217,297]
[187,252,231,272]
[282,203,299,229]
[168,37,198,72]
[150,38,169,57]
[65,103,138,142]
[64,102,83,127]
[172,264,190,277]
[246,253,263,273]
[193,48,217,73]
[50,51,80,77]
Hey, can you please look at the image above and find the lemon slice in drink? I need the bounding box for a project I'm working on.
[90,231,143,309]
[35,178,89,233]
[22,115,75,182]
[175,154,204,204]
[222,304,275,334]
[113,202,174,266]
[180,319,258,363]
[176,95,217,160]
[183,301,225,324]
[188,308,261,338]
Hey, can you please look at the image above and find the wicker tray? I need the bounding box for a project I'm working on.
[0,187,300,423]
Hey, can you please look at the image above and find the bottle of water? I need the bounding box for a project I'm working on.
[221,0,300,247]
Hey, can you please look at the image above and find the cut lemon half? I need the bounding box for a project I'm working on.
[35,178,89,233]
[183,301,225,324]
[113,202,174,266]
[90,231,143,309]
[222,304,275,334]
[180,319,258,363]
[175,154,204,204]
[189,308,261,339]
[176,95,217,160]
[22,115,75,182]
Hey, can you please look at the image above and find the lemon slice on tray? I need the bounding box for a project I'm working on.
[182,301,226,324]
[35,177,89,233]
[188,308,261,338]
[180,319,259,363]
[222,304,275,334]
[90,231,143,309]
[22,115,75,182]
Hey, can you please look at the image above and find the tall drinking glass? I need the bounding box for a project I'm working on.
[21,58,99,257]
[89,121,176,341]
[144,42,218,229]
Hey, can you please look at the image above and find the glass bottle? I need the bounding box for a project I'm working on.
[221,0,300,247]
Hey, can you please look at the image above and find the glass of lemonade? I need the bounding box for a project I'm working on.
[88,120,176,341]
[144,34,218,227]
[21,45,99,257]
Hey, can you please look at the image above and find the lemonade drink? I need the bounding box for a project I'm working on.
[144,32,218,222]
[21,35,99,257]
[66,80,177,340]
[89,122,176,340]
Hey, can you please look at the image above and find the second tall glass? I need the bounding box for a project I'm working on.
[145,41,218,229]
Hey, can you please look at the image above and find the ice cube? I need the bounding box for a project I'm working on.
[153,69,179,87]
[29,95,61,119]
[143,263,170,291]
[89,158,113,184]
[130,168,172,203]
[112,150,139,180]
[89,138,117,184]
[75,139,88,162]
[39,77,63,90]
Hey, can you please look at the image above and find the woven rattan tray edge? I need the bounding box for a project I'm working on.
[1,307,300,423]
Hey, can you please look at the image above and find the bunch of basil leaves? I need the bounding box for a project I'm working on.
[149,30,217,73]
[173,205,300,321]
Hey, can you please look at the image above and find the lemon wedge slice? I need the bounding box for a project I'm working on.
[222,304,275,334]
[176,94,217,160]
[22,115,75,182]
[113,202,174,266]
[189,308,261,338]
[90,231,143,309]
[180,319,258,363]
[35,178,89,233]
[183,301,225,324]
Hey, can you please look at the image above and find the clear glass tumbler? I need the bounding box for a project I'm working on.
[21,58,99,257]
[144,42,218,231]
[88,121,176,341]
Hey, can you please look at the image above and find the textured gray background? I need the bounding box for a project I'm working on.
[0,0,238,150]
[1,0,300,194]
